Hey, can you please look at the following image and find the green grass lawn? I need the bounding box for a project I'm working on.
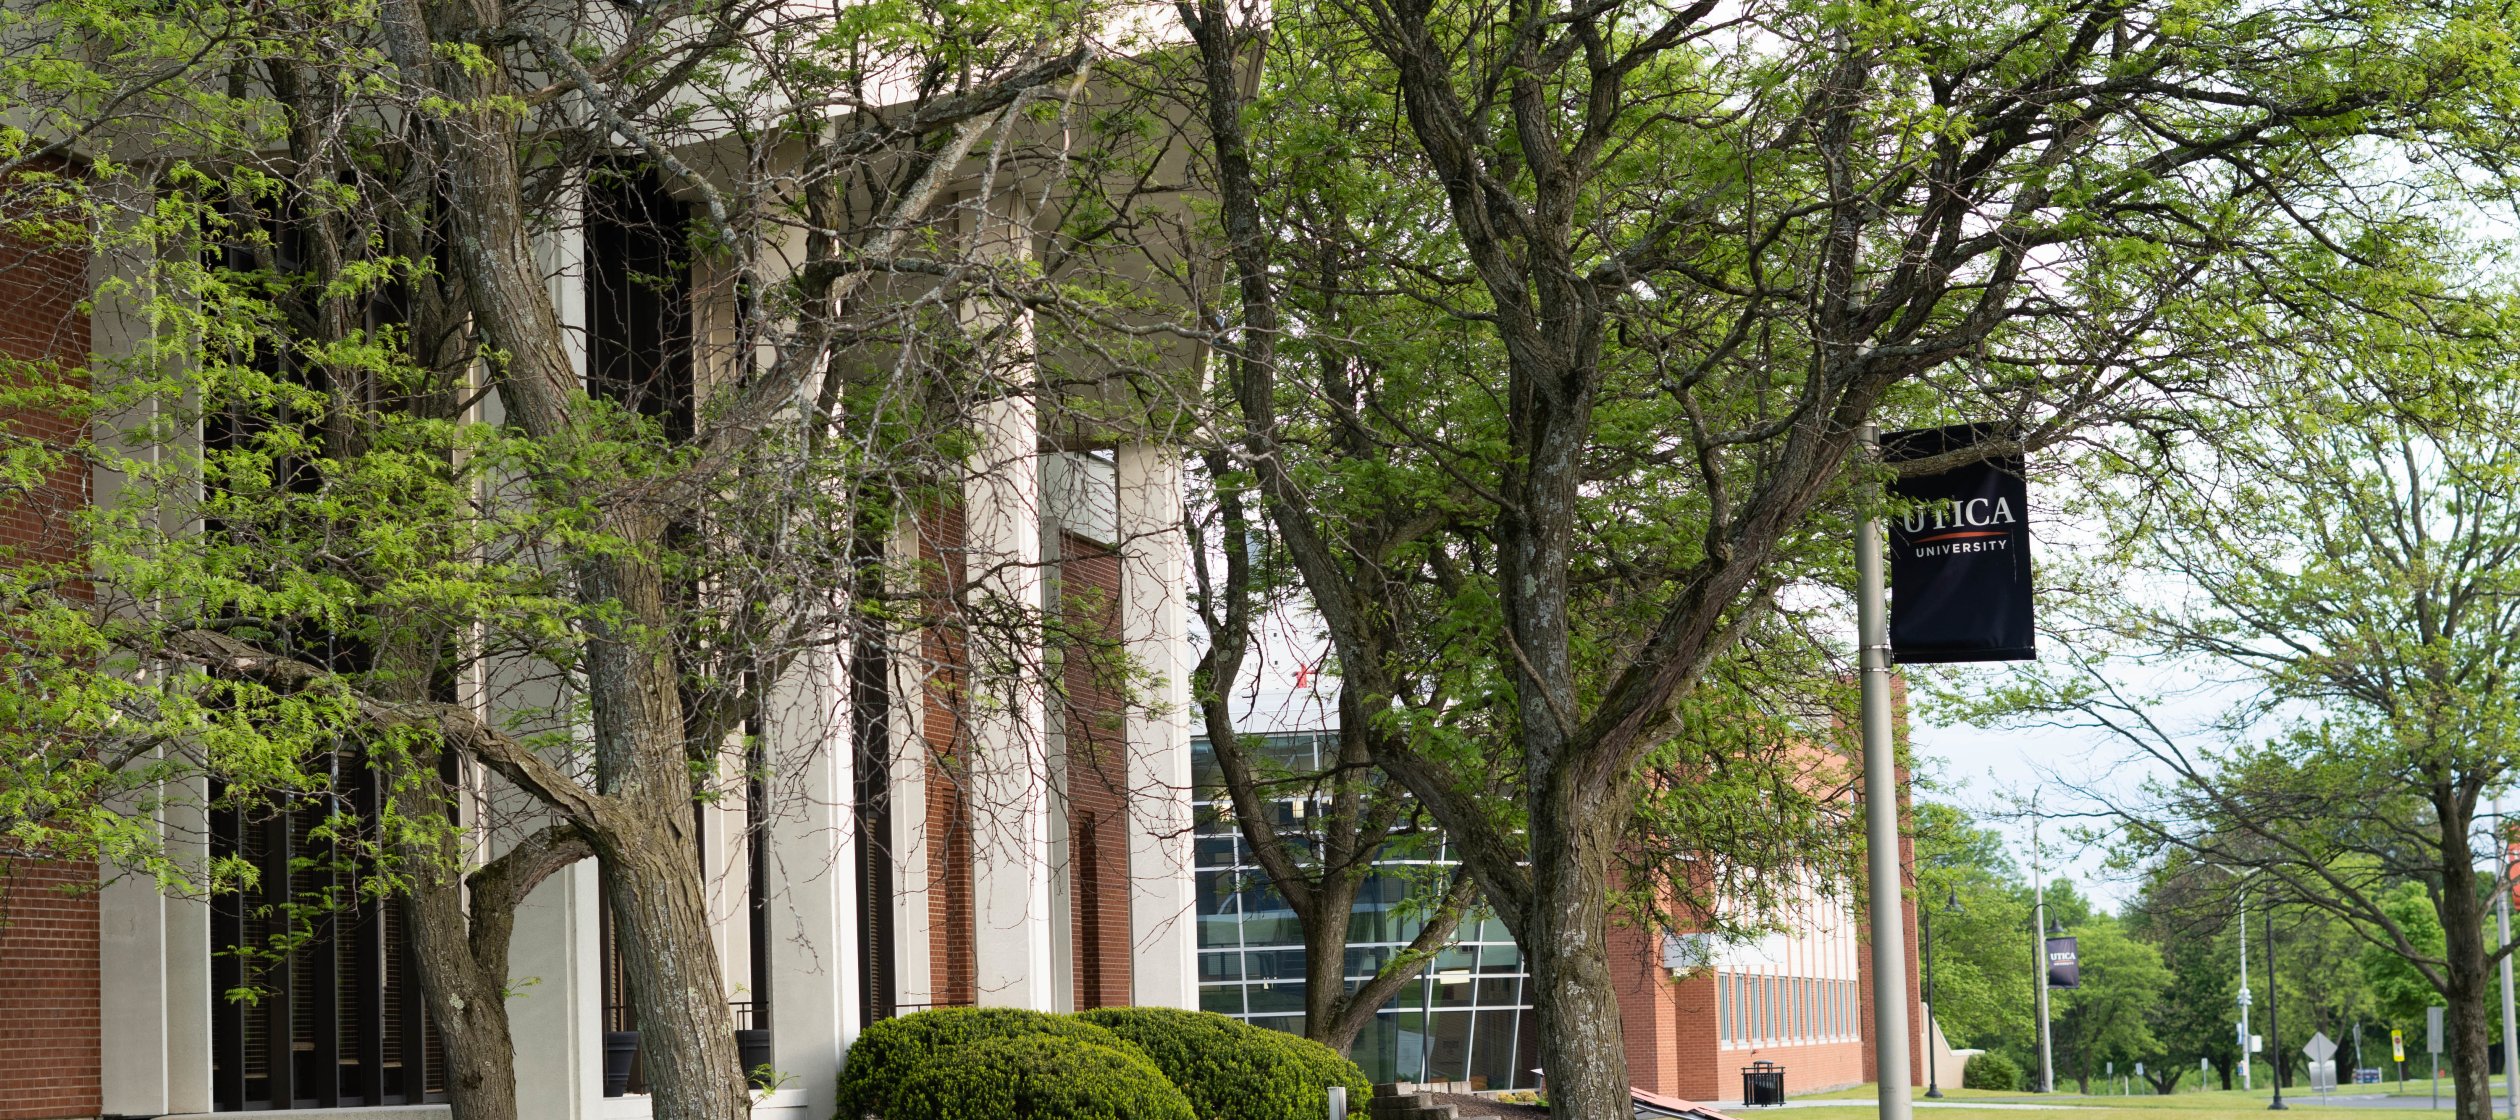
[1779,1083,2464,1119]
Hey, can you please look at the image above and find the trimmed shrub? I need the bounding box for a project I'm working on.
[888,1034,1196,1120]
[836,1007,1135,1119]
[1076,1007,1373,1120]
[1964,1051,2023,1092]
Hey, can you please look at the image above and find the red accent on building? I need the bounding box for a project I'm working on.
[1612,722,1924,1102]
[0,222,101,1120]
[1059,532,1132,1009]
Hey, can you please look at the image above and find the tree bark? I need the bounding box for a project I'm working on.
[2439,800,2496,1120]
[405,866,524,1120]
[373,4,749,1116]
[401,811,590,1120]
[1522,799,1628,1120]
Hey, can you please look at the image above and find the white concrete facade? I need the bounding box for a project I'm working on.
[87,202,1202,1117]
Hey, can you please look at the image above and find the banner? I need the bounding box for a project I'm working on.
[1885,424,2036,662]
[2045,935,2081,989]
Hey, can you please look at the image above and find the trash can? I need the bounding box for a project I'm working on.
[1742,1061,1786,1107]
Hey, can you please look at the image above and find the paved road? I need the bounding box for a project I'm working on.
[1723,1092,2508,1111]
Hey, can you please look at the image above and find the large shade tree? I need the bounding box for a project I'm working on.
[1160,0,2515,1114]
[0,0,1157,1117]
[1966,330,2520,1119]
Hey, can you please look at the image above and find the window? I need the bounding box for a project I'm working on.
[1719,973,1732,1043]
[1190,734,1538,1088]
[208,770,444,1110]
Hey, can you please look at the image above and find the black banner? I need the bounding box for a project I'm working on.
[1886,424,2035,662]
[2046,935,2081,989]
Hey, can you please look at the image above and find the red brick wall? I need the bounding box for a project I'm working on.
[0,218,101,1120]
[919,507,976,1006]
[1612,919,1878,1102]
[0,224,88,576]
[0,858,101,1120]
[1612,762,1922,1103]
[1057,533,1130,1010]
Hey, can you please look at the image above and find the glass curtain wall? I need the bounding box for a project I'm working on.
[1193,733,1540,1089]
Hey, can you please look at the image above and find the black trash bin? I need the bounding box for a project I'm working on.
[1741,1061,1786,1107]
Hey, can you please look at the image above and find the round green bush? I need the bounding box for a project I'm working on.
[888,1034,1196,1120]
[836,1007,1136,1119]
[1075,1007,1373,1120]
[1963,1051,2023,1092]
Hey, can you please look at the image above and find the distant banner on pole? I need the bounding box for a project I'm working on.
[1885,424,2035,662]
[2045,935,2081,989]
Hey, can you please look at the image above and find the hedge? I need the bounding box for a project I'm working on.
[887,1034,1196,1120]
[1964,1051,2023,1092]
[835,1007,1137,1119]
[1075,1007,1373,1120]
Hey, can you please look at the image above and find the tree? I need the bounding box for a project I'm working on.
[2125,862,2248,1091]
[2051,917,2171,1095]
[0,0,1137,1117]
[1187,452,1481,1052]
[1166,0,2509,1113]
[1969,340,2520,1120]
[1913,801,2037,1071]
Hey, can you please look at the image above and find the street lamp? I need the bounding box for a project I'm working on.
[1925,889,1961,1099]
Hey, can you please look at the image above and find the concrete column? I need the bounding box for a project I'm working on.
[503,196,601,1120]
[886,513,934,1010]
[1115,443,1197,1009]
[962,379,1055,1010]
[763,644,855,1115]
[98,772,214,1116]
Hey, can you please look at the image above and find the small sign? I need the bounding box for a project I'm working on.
[1885,424,2037,663]
[2392,1029,2406,1062]
[2304,1032,2337,1063]
[2251,1034,2264,1054]
[2429,1006,2446,1054]
[2045,935,2081,989]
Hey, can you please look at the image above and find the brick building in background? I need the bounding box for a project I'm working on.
[1195,688,1930,1102]
[0,218,103,1120]
[1611,795,1927,1102]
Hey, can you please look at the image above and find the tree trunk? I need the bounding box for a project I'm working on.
[599,818,753,1120]
[373,4,750,1116]
[1519,799,1629,1120]
[2443,870,2497,1120]
[1304,876,1366,1049]
[405,862,527,1120]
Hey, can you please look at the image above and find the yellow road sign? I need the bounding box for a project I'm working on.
[2393,1029,2407,1062]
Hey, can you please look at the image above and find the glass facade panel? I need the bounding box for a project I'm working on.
[1718,973,1732,1044]
[1193,733,1538,1088]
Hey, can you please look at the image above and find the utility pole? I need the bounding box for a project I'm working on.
[1856,422,1914,1120]
[2033,814,2055,1094]
[2498,797,2518,1120]
[2239,891,2253,1091]
[2266,901,2285,1110]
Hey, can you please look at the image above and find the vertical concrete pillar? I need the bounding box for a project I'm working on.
[764,644,855,1116]
[962,365,1055,1010]
[1115,443,1197,1009]
[886,517,934,1010]
[506,193,600,1120]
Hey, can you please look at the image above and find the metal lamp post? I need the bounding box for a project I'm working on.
[1926,889,1960,1098]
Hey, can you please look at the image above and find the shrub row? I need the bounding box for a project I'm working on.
[837,1006,1372,1120]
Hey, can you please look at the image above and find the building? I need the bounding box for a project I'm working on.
[0,116,1207,1120]
[1191,692,1929,1103]
[1192,729,1543,1091]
